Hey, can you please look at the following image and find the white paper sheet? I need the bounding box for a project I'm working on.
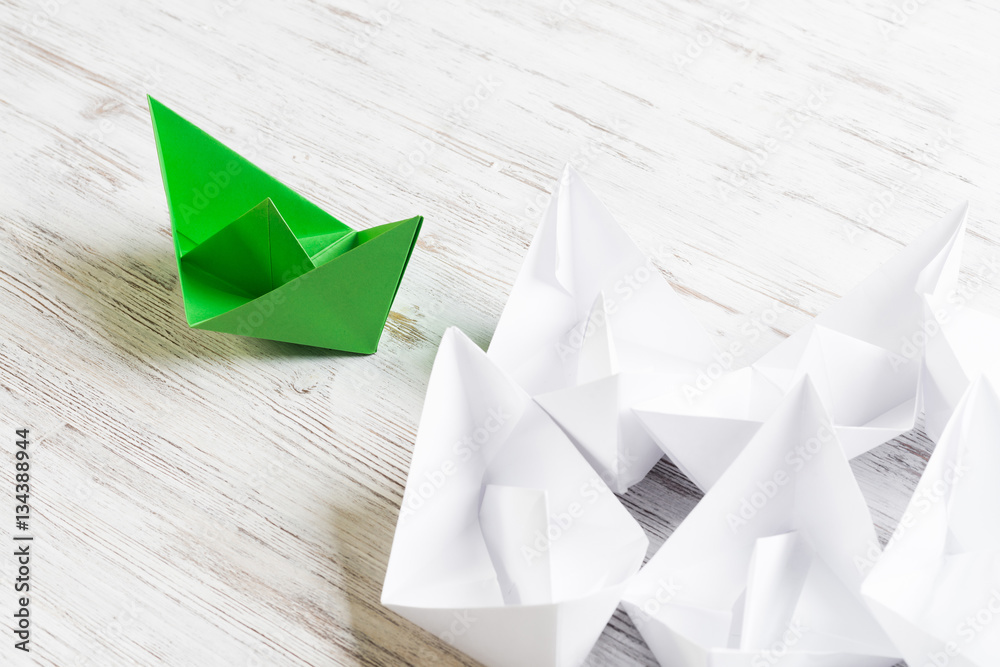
[635,203,968,491]
[922,302,1000,442]
[488,165,718,492]
[622,377,901,666]
[863,376,1000,667]
[382,327,648,667]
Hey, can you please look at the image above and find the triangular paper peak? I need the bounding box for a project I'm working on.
[147,98,422,353]
[383,327,648,667]
[623,377,897,665]
[817,202,967,350]
[147,96,354,250]
[862,375,1000,667]
[479,485,553,605]
[577,291,619,384]
[547,165,644,300]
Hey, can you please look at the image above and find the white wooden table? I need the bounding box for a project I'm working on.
[2,0,999,664]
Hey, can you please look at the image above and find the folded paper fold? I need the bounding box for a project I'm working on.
[147,96,422,353]
[922,303,1000,442]
[488,166,718,492]
[622,377,900,666]
[862,376,1000,667]
[381,327,648,667]
[636,203,968,490]
[374,155,989,665]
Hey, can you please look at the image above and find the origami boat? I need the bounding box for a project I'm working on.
[922,303,1000,442]
[487,166,718,493]
[382,328,648,667]
[147,96,422,353]
[634,203,968,491]
[623,378,901,667]
[863,377,1000,667]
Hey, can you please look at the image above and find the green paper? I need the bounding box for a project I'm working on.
[147,96,422,353]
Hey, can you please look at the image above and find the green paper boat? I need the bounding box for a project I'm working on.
[147,96,422,354]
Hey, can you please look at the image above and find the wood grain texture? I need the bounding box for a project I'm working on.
[1,0,999,664]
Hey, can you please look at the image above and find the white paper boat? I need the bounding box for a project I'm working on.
[488,165,718,492]
[623,377,901,666]
[636,203,968,490]
[382,327,649,667]
[862,376,1000,667]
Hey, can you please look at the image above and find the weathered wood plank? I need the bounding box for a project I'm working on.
[2,0,999,664]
